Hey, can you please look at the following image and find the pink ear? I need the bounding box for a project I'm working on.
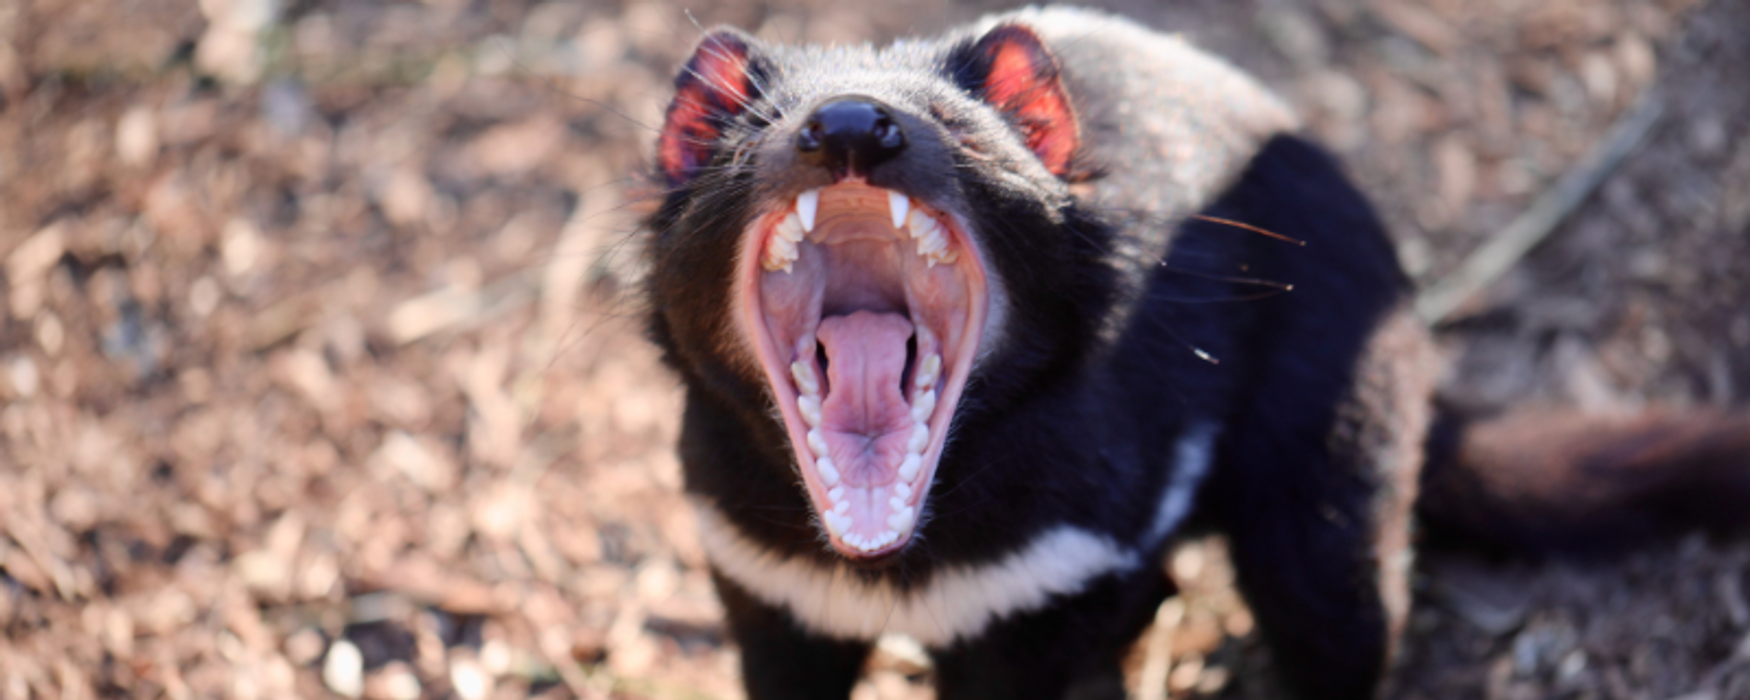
[962,25,1079,176]
[658,31,756,185]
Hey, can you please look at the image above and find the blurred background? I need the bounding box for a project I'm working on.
[2,0,1748,698]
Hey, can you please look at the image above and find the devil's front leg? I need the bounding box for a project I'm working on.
[929,565,1174,700]
[712,571,871,700]
[1201,310,1433,699]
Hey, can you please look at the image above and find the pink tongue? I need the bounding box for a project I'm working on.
[815,312,917,482]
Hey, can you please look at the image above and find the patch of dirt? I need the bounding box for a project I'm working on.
[1,0,1745,698]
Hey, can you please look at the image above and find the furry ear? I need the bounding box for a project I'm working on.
[658,29,759,186]
[949,24,1080,176]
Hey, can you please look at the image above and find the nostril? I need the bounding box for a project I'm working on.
[875,117,903,151]
[798,122,825,153]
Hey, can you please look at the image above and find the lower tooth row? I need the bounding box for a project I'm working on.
[905,423,929,454]
[792,361,820,397]
[898,454,921,482]
[800,349,941,552]
[914,353,940,390]
[910,390,936,423]
[887,507,915,532]
[837,529,900,552]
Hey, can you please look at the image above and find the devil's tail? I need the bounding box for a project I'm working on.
[1418,404,1750,556]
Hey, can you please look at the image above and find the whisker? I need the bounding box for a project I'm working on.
[1190,214,1304,245]
[1158,266,1294,291]
[1146,288,1292,305]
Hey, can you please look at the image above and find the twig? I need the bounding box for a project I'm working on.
[1415,92,1666,324]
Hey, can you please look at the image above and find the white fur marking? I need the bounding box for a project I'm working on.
[1147,423,1218,546]
[695,501,1139,647]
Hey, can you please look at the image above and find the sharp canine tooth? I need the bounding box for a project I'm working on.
[797,189,820,232]
[817,457,840,486]
[887,507,915,532]
[807,429,828,457]
[792,362,819,396]
[899,454,921,482]
[907,424,929,454]
[888,191,911,229]
[894,482,912,500]
[910,391,936,423]
[798,395,822,427]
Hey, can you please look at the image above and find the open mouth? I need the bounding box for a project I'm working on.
[736,183,988,558]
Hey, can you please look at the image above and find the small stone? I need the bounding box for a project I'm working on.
[284,628,325,666]
[872,635,932,676]
[1579,52,1617,105]
[1556,650,1587,681]
[323,639,365,698]
[115,107,159,166]
[364,661,420,700]
[189,277,222,317]
[7,223,66,283]
[1257,6,1330,68]
[6,357,39,398]
[221,218,263,277]
[35,314,64,356]
[371,432,456,493]
[449,657,493,700]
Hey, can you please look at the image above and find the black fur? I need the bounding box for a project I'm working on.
[645,8,1423,699]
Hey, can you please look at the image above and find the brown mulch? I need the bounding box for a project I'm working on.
[2,0,1746,699]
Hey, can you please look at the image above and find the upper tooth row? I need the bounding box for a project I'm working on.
[906,208,956,267]
[763,188,955,273]
[761,211,806,273]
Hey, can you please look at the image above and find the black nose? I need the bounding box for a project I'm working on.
[795,97,906,176]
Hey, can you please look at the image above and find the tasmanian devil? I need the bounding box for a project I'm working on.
[639,6,1750,699]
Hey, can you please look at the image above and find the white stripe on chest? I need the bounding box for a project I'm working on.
[695,423,1220,647]
[696,502,1139,647]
